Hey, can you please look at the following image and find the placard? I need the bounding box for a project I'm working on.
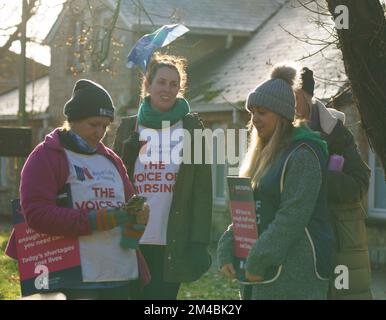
[12,197,82,296]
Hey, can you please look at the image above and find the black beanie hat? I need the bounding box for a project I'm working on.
[301,67,315,97]
[64,79,115,121]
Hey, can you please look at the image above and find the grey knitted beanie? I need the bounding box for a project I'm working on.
[246,64,298,121]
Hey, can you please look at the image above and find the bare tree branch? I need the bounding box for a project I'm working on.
[131,0,155,27]
[293,0,331,17]
[0,0,40,57]
[93,0,122,66]
[296,42,335,61]
[279,24,336,46]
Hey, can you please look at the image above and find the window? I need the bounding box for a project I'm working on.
[211,124,227,204]
[210,124,248,205]
[90,11,113,71]
[0,157,8,188]
[368,151,386,219]
[68,20,86,74]
[214,154,226,199]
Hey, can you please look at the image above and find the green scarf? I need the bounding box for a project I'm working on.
[137,96,191,129]
[292,125,329,157]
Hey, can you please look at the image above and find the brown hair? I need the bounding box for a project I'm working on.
[140,53,187,99]
[59,119,111,133]
[295,88,313,120]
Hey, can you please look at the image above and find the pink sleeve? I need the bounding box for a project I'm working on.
[20,146,92,237]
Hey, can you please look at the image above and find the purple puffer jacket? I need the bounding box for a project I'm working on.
[5,129,150,284]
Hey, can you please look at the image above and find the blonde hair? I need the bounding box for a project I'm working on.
[140,52,187,99]
[60,120,71,131]
[59,119,111,133]
[239,116,293,189]
[295,88,313,120]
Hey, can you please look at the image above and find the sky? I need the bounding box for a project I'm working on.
[0,0,65,66]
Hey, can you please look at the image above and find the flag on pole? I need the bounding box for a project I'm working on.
[127,24,189,72]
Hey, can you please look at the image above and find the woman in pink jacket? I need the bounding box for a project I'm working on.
[6,79,149,300]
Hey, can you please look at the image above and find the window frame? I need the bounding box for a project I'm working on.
[0,157,8,189]
[68,20,86,74]
[368,150,386,221]
[211,123,228,207]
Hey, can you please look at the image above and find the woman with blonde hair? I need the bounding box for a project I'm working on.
[217,63,333,299]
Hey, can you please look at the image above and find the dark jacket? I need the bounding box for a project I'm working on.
[113,113,213,282]
[311,105,372,300]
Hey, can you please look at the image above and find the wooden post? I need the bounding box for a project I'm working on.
[19,0,28,126]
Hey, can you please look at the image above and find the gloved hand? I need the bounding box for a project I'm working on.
[120,195,149,249]
[120,223,146,249]
[88,208,135,232]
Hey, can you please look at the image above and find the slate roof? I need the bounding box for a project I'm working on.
[0,51,48,95]
[0,50,49,116]
[118,0,287,35]
[190,0,347,109]
[0,76,49,116]
[45,0,286,48]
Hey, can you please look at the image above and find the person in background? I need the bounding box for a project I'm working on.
[296,67,373,299]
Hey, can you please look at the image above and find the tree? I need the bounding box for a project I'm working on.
[64,0,124,75]
[293,0,386,175]
[0,0,125,73]
[0,0,40,58]
[325,0,386,176]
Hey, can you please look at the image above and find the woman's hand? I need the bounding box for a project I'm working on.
[135,202,149,225]
[220,263,236,279]
[245,271,264,282]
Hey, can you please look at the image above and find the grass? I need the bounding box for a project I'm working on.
[0,230,20,300]
[178,243,240,300]
[0,230,239,300]
[178,268,240,300]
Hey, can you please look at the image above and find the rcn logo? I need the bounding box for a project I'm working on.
[74,165,94,181]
